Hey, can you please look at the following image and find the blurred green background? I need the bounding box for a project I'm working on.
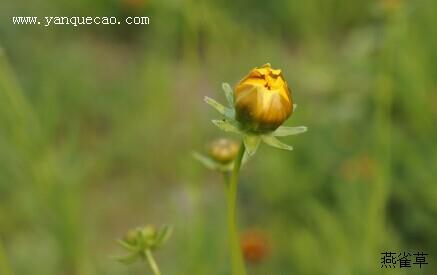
[1,0,436,274]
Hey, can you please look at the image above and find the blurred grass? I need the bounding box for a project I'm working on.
[1,0,437,274]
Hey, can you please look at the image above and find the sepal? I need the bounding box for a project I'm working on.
[272,126,307,137]
[204,96,235,119]
[192,152,235,172]
[222,82,234,107]
[117,239,138,253]
[261,135,293,151]
[244,135,261,156]
[192,152,218,170]
[113,252,140,264]
[155,225,173,248]
[211,120,241,134]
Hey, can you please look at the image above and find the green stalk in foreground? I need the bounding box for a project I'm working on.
[226,142,246,275]
[145,249,162,275]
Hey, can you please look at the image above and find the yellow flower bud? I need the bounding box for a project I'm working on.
[234,64,293,133]
[208,138,240,164]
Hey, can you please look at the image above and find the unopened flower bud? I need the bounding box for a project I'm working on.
[208,138,240,164]
[140,225,157,238]
[124,228,140,245]
[116,224,172,266]
[139,225,157,246]
[234,64,293,133]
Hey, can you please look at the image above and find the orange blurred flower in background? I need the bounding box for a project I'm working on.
[121,0,147,12]
[381,0,402,13]
[340,154,376,182]
[240,229,270,264]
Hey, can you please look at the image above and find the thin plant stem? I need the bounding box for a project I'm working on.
[226,142,246,275]
[0,238,14,275]
[223,171,231,187]
[145,249,162,275]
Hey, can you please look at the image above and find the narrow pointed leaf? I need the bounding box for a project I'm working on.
[224,108,236,119]
[117,239,138,253]
[222,82,234,107]
[262,135,293,151]
[272,126,308,137]
[242,150,252,165]
[204,96,235,119]
[204,96,226,115]
[211,120,241,134]
[155,225,173,247]
[192,152,218,170]
[244,135,261,156]
[112,252,140,264]
[293,104,297,111]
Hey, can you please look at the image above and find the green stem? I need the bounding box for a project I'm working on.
[226,142,246,275]
[0,238,14,275]
[222,171,231,187]
[145,249,161,275]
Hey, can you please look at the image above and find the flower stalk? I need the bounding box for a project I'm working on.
[202,64,307,275]
[145,249,162,275]
[226,142,246,275]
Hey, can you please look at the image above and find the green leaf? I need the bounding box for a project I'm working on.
[211,120,241,134]
[244,135,261,156]
[225,108,236,119]
[155,225,173,248]
[293,104,297,112]
[192,152,218,170]
[204,96,235,119]
[112,252,140,264]
[261,135,293,151]
[222,82,234,107]
[272,126,307,137]
[204,96,226,114]
[242,151,252,165]
[117,239,139,253]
